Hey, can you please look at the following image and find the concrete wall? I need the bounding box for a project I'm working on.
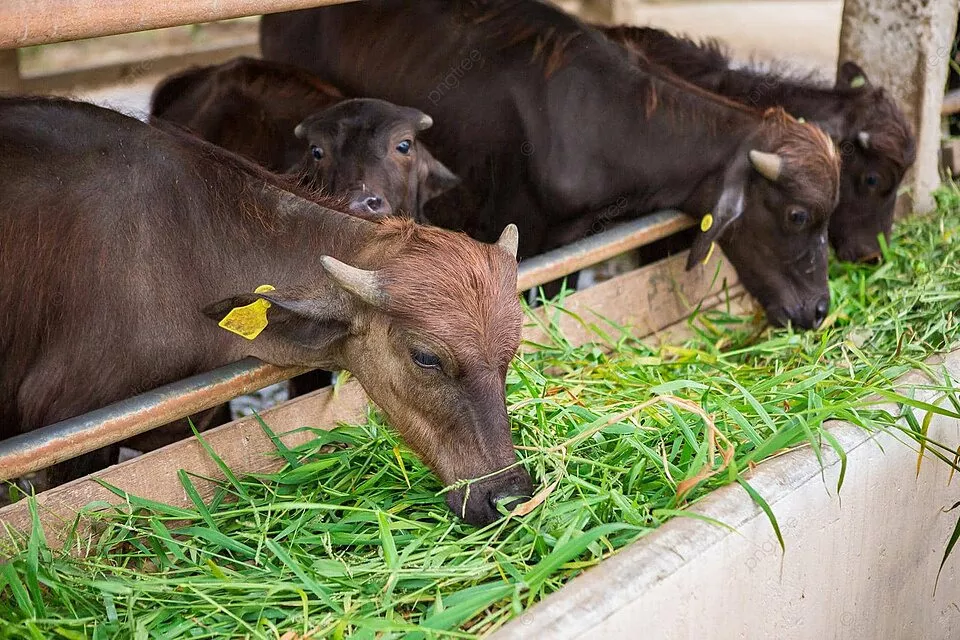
[608,0,843,69]
[494,351,960,640]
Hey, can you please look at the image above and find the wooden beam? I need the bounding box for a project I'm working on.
[0,48,19,92]
[19,39,258,94]
[943,89,960,117]
[0,0,357,48]
[941,139,960,177]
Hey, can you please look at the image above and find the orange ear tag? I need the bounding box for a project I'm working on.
[218,284,276,340]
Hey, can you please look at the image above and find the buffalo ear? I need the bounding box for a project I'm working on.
[417,145,461,205]
[687,158,747,270]
[203,288,351,351]
[837,61,870,89]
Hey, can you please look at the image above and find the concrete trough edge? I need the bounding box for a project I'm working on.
[492,351,960,638]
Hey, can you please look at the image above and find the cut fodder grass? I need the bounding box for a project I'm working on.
[3,186,960,638]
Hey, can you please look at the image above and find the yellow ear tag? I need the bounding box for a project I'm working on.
[850,75,866,89]
[797,117,806,124]
[702,242,716,265]
[700,213,714,233]
[218,284,276,341]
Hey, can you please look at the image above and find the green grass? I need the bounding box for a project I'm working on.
[3,186,960,639]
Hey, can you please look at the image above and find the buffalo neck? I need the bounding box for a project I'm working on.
[715,70,852,133]
[196,180,385,299]
[588,62,759,216]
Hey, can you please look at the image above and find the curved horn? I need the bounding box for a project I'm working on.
[748,150,783,183]
[294,123,306,139]
[495,224,519,259]
[857,131,870,149]
[417,113,434,131]
[320,256,387,306]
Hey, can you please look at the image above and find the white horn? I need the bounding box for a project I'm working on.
[320,256,387,306]
[294,123,306,139]
[495,224,519,259]
[417,113,434,131]
[748,150,783,183]
[857,131,870,149]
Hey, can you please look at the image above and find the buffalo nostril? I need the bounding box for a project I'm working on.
[813,297,829,328]
[363,196,383,212]
[489,491,529,515]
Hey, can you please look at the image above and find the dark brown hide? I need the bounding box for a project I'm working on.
[151,58,459,221]
[150,56,344,172]
[260,0,841,329]
[600,25,916,263]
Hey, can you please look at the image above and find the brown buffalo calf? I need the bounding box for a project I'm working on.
[0,96,529,527]
[150,57,459,220]
[600,25,916,263]
[289,98,460,218]
[150,57,343,172]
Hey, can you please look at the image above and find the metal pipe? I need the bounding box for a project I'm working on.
[0,359,306,481]
[0,0,357,49]
[517,210,691,291]
[0,211,692,480]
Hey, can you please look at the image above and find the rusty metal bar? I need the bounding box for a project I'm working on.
[0,359,306,481]
[0,0,356,49]
[517,210,691,291]
[0,210,691,481]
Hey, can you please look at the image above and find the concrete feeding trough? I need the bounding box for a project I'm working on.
[492,350,960,639]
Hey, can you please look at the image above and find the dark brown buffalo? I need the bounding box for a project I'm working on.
[0,96,530,526]
[150,57,459,219]
[261,0,841,329]
[600,25,916,263]
[288,98,460,218]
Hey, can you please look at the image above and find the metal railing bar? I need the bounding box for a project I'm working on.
[0,0,358,49]
[516,209,691,291]
[0,210,692,481]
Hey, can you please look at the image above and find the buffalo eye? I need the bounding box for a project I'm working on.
[311,145,324,160]
[396,139,412,155]
[411,348,441,370]
[787,208,810,228]
[864,172,880,188]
